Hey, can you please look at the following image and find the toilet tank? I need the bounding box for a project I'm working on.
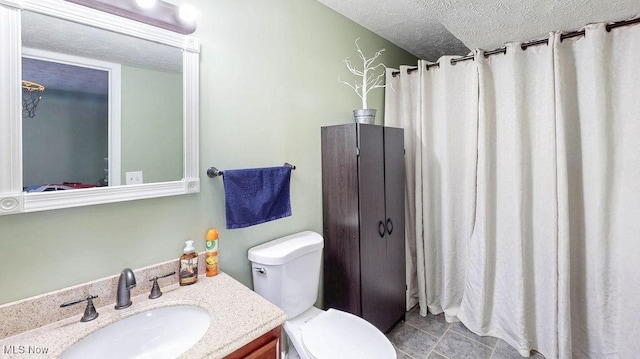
[248,231,324,319]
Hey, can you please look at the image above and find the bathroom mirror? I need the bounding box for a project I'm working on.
[0,0,200,215]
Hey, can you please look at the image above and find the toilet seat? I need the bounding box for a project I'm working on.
[300,309,396,359]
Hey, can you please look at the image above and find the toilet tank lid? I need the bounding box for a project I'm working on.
[248,231,324,265]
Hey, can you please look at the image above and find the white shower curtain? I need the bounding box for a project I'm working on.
[419,56,479,321]
[555,23,640,358]
[386,21,640,359]
[385,65,423,311]
[385,58,478,315]
[460,40,560,358]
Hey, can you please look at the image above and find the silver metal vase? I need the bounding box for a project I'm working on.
[353,109,376,124]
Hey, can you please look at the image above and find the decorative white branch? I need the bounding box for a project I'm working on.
[340,38,388,109]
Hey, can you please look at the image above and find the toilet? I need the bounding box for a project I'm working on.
[248,231,396,359]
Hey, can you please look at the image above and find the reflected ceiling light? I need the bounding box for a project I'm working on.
[178,4,197,23]
[135,0,157,9]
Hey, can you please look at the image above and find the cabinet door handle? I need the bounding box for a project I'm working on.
[386,218,393,235]
[378,221,385,238]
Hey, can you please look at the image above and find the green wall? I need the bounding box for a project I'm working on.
[0,0,416,305]
[121,65,183,185]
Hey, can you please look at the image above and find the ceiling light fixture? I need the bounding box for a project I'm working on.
[66,0,197,34]
[135,0,157,9]
[178,4,197,23]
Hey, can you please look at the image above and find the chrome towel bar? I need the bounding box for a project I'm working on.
[207,163,296,178]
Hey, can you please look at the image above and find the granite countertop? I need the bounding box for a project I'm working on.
[0,272,287,358]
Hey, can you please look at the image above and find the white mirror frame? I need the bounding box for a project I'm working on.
[0,0,200,215]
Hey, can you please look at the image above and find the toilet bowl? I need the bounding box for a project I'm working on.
[248,231,396,359]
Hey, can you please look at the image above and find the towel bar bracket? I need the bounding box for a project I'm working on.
[207,167,223,178]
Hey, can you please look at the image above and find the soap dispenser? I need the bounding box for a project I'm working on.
[179,240,198,286]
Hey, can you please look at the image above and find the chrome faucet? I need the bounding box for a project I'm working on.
[115,268,136,310]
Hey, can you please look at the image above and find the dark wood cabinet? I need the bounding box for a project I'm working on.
[321,123,405,333]
[225,326,281,359]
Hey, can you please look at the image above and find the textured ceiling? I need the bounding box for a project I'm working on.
[316,0,640,60]
[22,11,182,93]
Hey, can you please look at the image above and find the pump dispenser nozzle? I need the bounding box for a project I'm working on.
[184,240,195,253]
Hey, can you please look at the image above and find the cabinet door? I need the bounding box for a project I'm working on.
[357,124,388,332]
[225,327,281,359]
[244,338,278,359]
[383,126,406,331]
[321,124,362,314]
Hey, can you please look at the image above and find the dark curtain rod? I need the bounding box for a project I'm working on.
[392,16,640,77]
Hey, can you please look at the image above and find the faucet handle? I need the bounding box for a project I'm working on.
[60,295,99,322]
[155,271,177,280]
[148,271,176,299]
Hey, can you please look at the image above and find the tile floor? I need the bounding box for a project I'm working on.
[387,307,547,359]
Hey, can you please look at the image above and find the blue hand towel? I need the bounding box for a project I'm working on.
[223,166,292,229]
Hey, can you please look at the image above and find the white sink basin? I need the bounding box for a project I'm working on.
[61,305,210,359]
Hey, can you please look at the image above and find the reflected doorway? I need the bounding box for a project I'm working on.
[21,49,121,191]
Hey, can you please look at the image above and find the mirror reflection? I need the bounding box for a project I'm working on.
[22,57,109,191]
[21,10,184,192]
